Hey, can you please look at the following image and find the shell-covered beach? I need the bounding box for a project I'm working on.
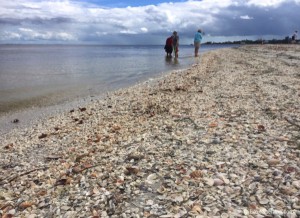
[1,45,299,217]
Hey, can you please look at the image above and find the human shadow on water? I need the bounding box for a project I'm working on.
[164,56,179,66]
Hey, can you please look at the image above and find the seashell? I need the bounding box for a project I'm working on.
[292,202,300,210]
[19,201,34,210]
[146,199,154,206]
[280,187,297,195]
[292,180,300,188]
[2,214,14,218]
[54,177,71,186]
[248,202,257,210]
[220,213,229,218]
[191,204,202,213]
[37,189,47,196]
[72,166,82,174]
[267,159,280,166]
[3,143,14,150]
[259,207,268,215]
[213,178,224,186]
[203,206,211,212]
[272,170,281,176]
[38,133,48,139]
[111,124,121,132]
[205,178,215,186]
[146,173,158,184]
[274,200,285,209]
[224,186,233,194]
[217,174,230,184]
[125,166,139,175]
[284,165,296,173]
[249,182,257,190]
[209,122,218,128]
[259,198,269,205]
[174,195,184,203]
[190,170,202,178]
[216,162,226,167]
[243,209,249,215]
[92,187,100,195]
[257,124,266,132]
[157,186,166,194]
[89,172,98,178]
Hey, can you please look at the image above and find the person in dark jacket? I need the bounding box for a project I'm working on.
[164,36,173,57]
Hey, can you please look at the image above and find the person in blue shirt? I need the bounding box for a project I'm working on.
[194,29,203,57]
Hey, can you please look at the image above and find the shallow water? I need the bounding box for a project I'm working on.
[0,44,235,115]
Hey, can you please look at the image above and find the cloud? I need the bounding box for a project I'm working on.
[247,0,291,7]
[1,31,22,40]
[240,15,254,19]
[141,27,148,33]
[12,27,77,41]
[0,0,299,44]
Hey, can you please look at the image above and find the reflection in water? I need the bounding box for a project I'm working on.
[164,56,179,66]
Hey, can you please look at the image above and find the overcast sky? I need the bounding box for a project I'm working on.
[0,0,299,44]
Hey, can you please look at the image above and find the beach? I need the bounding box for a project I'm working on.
[1,45,299,217]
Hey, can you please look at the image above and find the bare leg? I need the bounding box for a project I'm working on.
[195,44,201,57]
[194,47,198,57]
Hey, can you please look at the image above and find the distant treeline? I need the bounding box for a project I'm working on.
[204,37,298,45]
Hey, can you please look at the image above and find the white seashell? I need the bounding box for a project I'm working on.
[224,186,233,194]
[267,159,280,166]
[249,183,257,190]
[213,178,224,186]
[259,207,268,215]
[217,174,230,184]
[269,209,283,216]
[292,202,300,209]
[216,162,225,166]
[146,173,158,184]
[205,178,215,186]
[92,187,100,195]
[174,195,184,203]
[220,213,229,218]
[292,180,300,188]
[146,199,154,206]
[259,198,269,205]
[243,209,249,215]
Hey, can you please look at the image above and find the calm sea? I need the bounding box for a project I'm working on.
[0,44,232,114]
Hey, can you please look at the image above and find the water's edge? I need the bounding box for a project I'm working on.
[0,67,187,136]
[0,45,235,135]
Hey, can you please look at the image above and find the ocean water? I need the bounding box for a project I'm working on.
[0,44,232,114]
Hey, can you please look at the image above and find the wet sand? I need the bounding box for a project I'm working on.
[0,45,299,217]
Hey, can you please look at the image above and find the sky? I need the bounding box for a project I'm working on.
[0,0,299,45]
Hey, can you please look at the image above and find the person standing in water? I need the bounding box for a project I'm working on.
[172,31,179,58]
[194,29,203,57]
[291,30,298,43]
[164,35,173,57]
